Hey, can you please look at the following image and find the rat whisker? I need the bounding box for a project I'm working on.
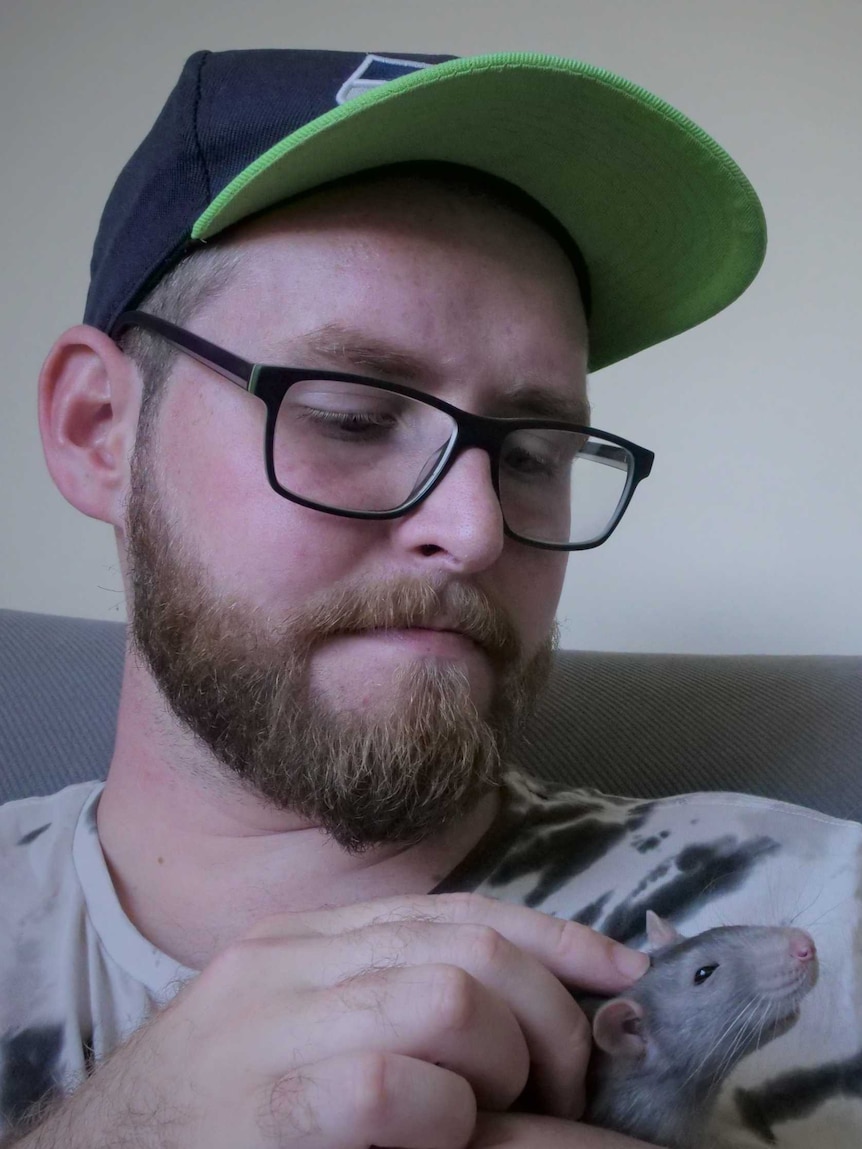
[680,995,759,1093]
[710,998,763,1085]
[787,889,828,924]
[708,996,764,1087]
[793,896,852,931]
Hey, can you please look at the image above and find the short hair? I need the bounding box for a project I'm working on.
[116,243,242,440]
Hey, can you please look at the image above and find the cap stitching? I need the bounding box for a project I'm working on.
[192,51,213,204]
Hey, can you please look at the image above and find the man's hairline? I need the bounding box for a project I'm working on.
[123,166,592,436]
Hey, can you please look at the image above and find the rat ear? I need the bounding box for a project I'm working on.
[645,910,683,950]
[592,998,647,1061]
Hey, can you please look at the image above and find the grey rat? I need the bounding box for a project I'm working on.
[581,911,818,1149]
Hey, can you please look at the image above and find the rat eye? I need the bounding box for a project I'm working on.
[693,964,719,985]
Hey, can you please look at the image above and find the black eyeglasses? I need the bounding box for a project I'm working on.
[112,310,654,551]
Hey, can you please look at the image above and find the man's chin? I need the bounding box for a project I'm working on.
[241,654,506,851]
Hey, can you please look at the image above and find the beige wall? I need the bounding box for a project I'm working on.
[1,0,860,654]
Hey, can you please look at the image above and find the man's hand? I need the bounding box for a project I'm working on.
[8,892,648,1149]
[471,1112,660,1148]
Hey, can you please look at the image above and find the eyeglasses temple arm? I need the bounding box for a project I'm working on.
[110,310,255,391]
[579,441,630,472]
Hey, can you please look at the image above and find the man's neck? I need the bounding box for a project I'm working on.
[95,662,501,971]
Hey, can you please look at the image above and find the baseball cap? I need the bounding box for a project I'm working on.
[85,48,766,372]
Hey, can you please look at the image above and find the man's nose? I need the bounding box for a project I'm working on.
[394,447,506,573]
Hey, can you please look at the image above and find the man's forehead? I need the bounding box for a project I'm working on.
[201,175,590,415]
[227,168,590,296]
[225,177,589,335]
[279,320,590,424]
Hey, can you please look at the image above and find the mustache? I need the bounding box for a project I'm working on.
[279,576,523,667]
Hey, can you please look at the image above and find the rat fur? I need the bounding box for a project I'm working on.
[582,911,818,1149]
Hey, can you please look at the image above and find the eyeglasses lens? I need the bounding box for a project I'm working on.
[272,380,631,546]
[498,429,632,546]
[273,380,454,514]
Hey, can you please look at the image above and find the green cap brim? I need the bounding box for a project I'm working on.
[192,52,766,373]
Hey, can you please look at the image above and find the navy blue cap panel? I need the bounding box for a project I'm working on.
[194,50,368,204]
[84,51,211,331]
[196,51,455,205]
[84,48,455,332]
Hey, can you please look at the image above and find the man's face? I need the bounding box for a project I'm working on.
[125,176,589,849]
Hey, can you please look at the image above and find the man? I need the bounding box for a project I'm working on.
[3,47,860,1148]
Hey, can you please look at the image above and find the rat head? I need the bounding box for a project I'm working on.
[591,911,818,1090]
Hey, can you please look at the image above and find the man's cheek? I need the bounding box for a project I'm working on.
[503,556,567,649]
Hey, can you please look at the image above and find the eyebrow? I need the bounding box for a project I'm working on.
[296,322,591,425]
[493,383,591,425]
[299,323,428,382]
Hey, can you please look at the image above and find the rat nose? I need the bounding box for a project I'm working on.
[787,929,816,963]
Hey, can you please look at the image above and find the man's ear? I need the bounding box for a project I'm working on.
[38,324,141,527]
[592,997,647,1061]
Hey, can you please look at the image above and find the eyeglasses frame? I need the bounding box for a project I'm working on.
[111,310,654,551]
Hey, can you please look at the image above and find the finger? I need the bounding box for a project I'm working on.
[268,1051,476,1149]
[257,962,530,1111]
[471,1111,657,1147]
[257,921,591,1118]
[245,892,649,993]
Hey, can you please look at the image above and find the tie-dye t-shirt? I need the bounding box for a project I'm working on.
[1,775,860,1146]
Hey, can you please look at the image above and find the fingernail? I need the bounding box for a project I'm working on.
[612,945,650,980]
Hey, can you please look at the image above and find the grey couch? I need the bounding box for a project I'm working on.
[2,606,861,819]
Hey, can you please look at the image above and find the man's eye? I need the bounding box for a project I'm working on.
[503,446,556,478]
[300,407,395,434]
[502,439,571,481]
[693,964,719,984]
[501,429,581,484]
[286,381,405,438]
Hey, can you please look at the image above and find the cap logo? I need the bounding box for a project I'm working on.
[336,54,432,104]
